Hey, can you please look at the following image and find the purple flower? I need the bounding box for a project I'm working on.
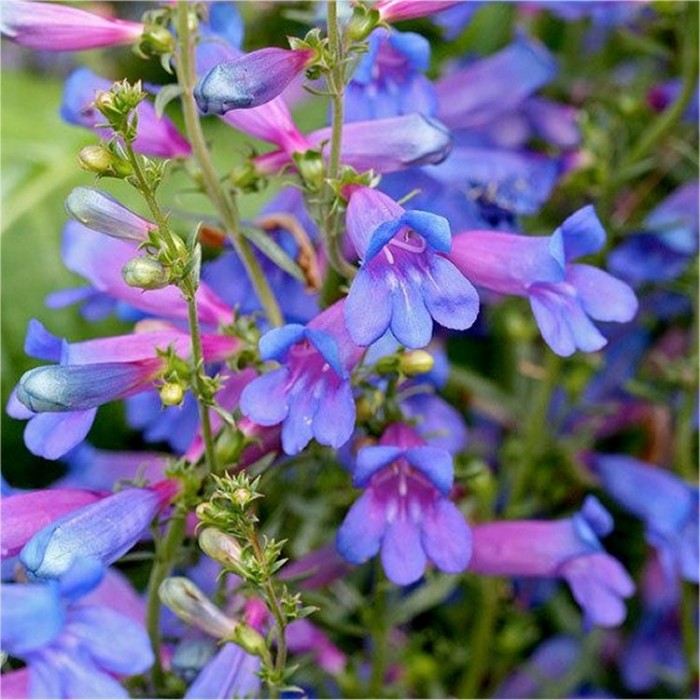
[374,0,460,23]
[194,47,315,114]
[1,0,143,51]
[469,497,635,627]
[336,423,472,586]
[255,113,453,175]
[343,186,479,348]
[240,301,363,454]
[593,454,699,584]
[286,619,347,675]
[345,28,437,122]
[60,68,191,159]
[448,206,639,356]
[2,488,104,560]
[184,643,261,699]
[8,320,239,459]
[20,481,178,580]
[1,560,153,698]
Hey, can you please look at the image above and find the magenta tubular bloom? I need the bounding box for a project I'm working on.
[20,480,179,580]
[60,222,231,326]
[240,300,364,455]
[2,488,104,560]
[470,496,635,627]
[1,0,143,51]
[61,68,192,159]
[255,112,452,176]
[343,186,479,348]
[447,206,638,356]
[65,187,155,243]
[374,0,460,23]
[194,47,315,114]
[336,423,472,586]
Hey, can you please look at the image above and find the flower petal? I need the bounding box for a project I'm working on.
[567,264,638,322]
[422,256,479,331]
[381,518,426,585]
[240,368,290,426]
[390,274,433,349]
[345,267,392,346]
[421,500,472,573]
[336,491,386,564]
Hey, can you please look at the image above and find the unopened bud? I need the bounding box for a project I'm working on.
[346,6,381,42]
[232,487,252,508]
[159,577,238,639]
[232,623,268,658]
[160,382,185,407]
[139,25,175,56]
[293,150,325,192]
[198,528,244,572]
[400,350,434,377]
[122,256,169,290]
[94,90,116,116]
[78,145,133,178]
[375,355,400,376]
[230,161,266,193]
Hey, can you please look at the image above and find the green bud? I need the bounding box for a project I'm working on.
[139,25,175,56]
[346,6,381,42]
[399,350,434,377]
[375,355,400,376]
[160,382,185,407]
[232,624,268,658]
[78,145,133,178]
[198,528,244,572]
[159,577,239,639]
[230,161,267,194]
[122,256,170,290]
[293,150,326,192]
[232,487,252,508]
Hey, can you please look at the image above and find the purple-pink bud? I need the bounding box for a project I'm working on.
[1,0,144,51]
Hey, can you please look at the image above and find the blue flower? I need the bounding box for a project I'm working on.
[344,186,479,349]
[1,559,153,698]
[594,454,699,584]
[240,301,364,455]
[336,423,472,585]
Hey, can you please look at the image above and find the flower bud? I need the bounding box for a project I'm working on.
[400,350,435,377]
[122,257,169,290]
[232,624,268,658]
[198,528,244,572]
[78,145,133,178]
[293,150,326,192]
[159,577,239,639]
[138,25,174,57]
[160,382,185,407]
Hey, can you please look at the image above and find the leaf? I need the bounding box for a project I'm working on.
[240,226,306,282]
[154,83,184,118]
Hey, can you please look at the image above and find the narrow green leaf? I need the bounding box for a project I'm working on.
[154,83,184,118]
[241,226,305,282]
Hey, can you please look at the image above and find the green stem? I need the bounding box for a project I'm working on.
[458,578,499,698]
[123,144,178,259]
[322,0,356,281]
[174,2,283,327]
[185,292,218,475]
[146,513,187,692]
[249,531,288,698]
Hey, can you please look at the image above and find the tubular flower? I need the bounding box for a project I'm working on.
[20,480,179,580]
[240,300,364,455]
[1,0,143,51]
[60,68,191,159]
[336,423,472,586]
[1,560,154,698]
[373,0,460,23]
[469,496,635,627]
[8,319,239,459]
[343,186,479,348]
[447,206,638,356]
[593,454,699,584]
[194,47,315,114]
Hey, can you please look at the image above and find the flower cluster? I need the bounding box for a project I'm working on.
[1,1,697,699]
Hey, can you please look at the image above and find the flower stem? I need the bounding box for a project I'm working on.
[174,1,283,327]
[146,512,187,693]
[322,0,356,281]
[185,291,218,476]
